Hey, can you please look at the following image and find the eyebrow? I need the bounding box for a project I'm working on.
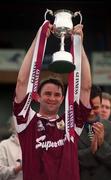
[101,105,111,109]
[92,105,100,109]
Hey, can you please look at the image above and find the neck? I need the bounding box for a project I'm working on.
[38,108,58,119]
[38,112,58,119]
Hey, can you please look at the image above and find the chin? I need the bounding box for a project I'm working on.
[88,116,95,122]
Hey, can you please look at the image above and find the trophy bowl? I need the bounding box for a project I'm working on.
[53,9,73,37]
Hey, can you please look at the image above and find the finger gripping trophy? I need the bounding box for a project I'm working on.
[44,9,82,73]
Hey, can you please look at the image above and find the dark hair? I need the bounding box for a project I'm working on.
[38,76,64,95]
[102,92,111,103]
[90,85,102,102]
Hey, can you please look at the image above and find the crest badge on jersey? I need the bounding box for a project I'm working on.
[56,120,65,130]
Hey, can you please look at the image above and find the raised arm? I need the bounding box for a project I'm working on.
[80,45,92,106]
[15,38,36,103]
[73,24,92,107]
[15,23,52,104]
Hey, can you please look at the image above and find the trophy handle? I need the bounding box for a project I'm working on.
[44,9,54,20]
[73,11,82,24]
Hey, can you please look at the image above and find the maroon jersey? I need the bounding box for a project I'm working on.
[13,94,90,180]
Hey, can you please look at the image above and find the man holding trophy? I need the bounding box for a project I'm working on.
[13,9,91,180]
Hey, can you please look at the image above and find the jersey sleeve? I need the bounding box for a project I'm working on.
[74,101,91,136]
[13,93,35,133]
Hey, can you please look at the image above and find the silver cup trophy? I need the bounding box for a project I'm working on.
[44,9,82,73]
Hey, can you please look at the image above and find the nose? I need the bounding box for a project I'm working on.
[90,110,95,115]
[49,94,56,101]
[101,106,106,112]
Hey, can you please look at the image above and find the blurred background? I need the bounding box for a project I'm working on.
[0,0,110,140]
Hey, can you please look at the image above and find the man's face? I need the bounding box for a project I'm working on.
[100,98,111,120]
[88,96,101,122]
[37,83,64,116]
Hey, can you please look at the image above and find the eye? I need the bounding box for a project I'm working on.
[106,106,111,109]
[55,93,61,97]
[45,92,51,96]
[92,106,100,110]
[101,105,111,109]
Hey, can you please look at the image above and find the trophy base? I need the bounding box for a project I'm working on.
[49,51,75,73]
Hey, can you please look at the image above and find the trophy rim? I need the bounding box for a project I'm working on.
[54,9,73,16]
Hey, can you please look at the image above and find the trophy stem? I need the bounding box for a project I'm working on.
[60,33,65,51]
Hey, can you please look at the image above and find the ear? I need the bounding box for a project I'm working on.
[60,96,64,105]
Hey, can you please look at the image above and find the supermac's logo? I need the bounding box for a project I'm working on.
[35,135,66,151]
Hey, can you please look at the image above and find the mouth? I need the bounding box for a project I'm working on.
[88,114,96,121]
[47,102,56,105]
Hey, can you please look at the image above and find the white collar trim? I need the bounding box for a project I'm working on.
[37,113,59,122]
